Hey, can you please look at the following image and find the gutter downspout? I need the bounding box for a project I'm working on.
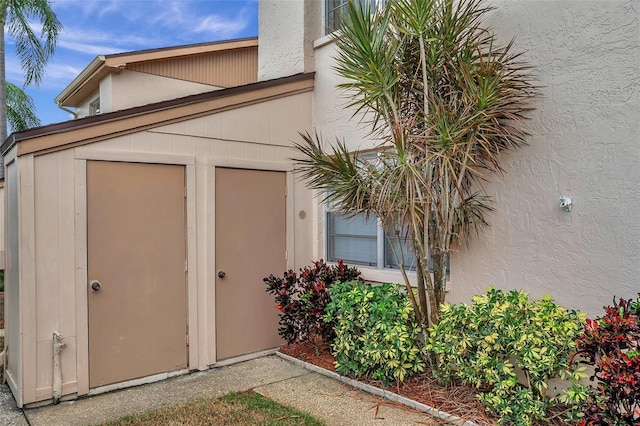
[57,104,78,120]
[52,332,67,404]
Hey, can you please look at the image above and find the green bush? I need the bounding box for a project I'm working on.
[326,281,426,385]
[426,288,587,425]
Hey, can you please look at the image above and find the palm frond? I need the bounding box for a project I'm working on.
[6,82,40,132]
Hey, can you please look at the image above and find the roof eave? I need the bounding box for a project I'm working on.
[54,56,106,107]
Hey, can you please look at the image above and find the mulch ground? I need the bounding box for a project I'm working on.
[279,341,571,425]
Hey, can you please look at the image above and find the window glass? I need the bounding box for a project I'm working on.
[89,98,100,116]
[327,212,377,266]
[325,0,385,35]
[384,233,416,270]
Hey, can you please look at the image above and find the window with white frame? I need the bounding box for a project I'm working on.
[89,98,100,116]
[325,152,448,274]
[326,210,421,270]
[325,0,385,35]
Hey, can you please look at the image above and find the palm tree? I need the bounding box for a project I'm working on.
[0,0,62,143]
[295,0,536,332]
[6,81,39,131]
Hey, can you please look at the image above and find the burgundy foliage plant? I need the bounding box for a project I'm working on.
[263,260,362,347]
[574,294,640,425]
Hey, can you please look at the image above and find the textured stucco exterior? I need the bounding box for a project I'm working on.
[262,0,640,316]
[258,0,321,80]
[448,0,640,316]
[75,71,219,118]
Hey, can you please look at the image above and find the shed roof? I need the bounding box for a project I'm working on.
[4,72,314,157]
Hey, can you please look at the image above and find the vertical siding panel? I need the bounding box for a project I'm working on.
[255,102,272,145]
[228,142,246,160]
[211,140,229,159]
[74,158,89,396]
[19,154,37,404]
[270,98,288,146]
[204,114,222,140]
[57,149,78,395]
[34,154,60,396]
[152,133,174,154]
[260,146,277,163]
[127,46,258,87]
[246,143,261,162]
[238,104,257,143]
[220,109,240,141]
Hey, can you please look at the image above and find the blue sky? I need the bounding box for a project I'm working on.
[5,0,259,129]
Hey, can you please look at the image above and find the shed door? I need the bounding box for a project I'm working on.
[215,168,285,360]
[87,161,188,388]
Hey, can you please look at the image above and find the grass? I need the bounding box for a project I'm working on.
[99,390,326,426]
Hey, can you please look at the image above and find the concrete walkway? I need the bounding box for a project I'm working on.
[3,355,440,426]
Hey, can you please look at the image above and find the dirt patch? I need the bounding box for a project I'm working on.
[280,341,571,425]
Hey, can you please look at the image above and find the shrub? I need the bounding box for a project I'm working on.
[326,281,426,385]
[263,260,361,346]
[426,288,587,425]
[573,294,640,425]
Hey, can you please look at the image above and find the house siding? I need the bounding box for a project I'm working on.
[297,0,639,316]
[127,46,258,88]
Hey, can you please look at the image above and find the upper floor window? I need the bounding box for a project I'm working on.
[89,98,100,116]
[325,0,385,35]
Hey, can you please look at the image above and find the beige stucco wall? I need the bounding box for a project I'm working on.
[258,0,321,80]
[12,90,313,405]
[75,71,220,118]
[304,1,639,316]
[108,70,221,113]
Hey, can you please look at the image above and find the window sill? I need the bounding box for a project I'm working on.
[313,32,338,49]
[330,264,451,292]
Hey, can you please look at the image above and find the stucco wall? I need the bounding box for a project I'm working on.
[109,70,221,112]
[309,1,639,316]
[75,71,220,118]
[258,1,305,80]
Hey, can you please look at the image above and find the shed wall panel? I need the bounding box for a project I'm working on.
[6,160,21,403]
[33,149,77,395]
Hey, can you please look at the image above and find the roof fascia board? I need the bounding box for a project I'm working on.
[103,38,258,67]
[54,56,105,106]
[15,74,314,157]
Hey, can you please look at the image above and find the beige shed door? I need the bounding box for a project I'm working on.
[215,167,285,360]
[87,161,188,388]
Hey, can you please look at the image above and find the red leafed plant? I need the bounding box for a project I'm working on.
[263,260,361,350]
[573,294,640,425]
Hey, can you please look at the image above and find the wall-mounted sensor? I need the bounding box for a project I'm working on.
[559,195,572,212]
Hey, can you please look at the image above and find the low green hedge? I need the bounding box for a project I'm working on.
[326,281,425,384]
[426,288,587,425]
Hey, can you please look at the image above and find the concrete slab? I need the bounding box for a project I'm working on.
[257,371,435,426]
[0,384,28,426]
[24,355,310,426]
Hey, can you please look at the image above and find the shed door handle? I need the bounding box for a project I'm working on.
[90,281,101,291]
[217,270,226,278]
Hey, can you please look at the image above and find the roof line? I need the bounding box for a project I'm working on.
[55,37,259,107]
[3,73,315,156]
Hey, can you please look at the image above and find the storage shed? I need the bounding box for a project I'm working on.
[2,72,315,407]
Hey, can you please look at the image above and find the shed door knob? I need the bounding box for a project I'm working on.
[91,281,101,291]
[217,270,226,278]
